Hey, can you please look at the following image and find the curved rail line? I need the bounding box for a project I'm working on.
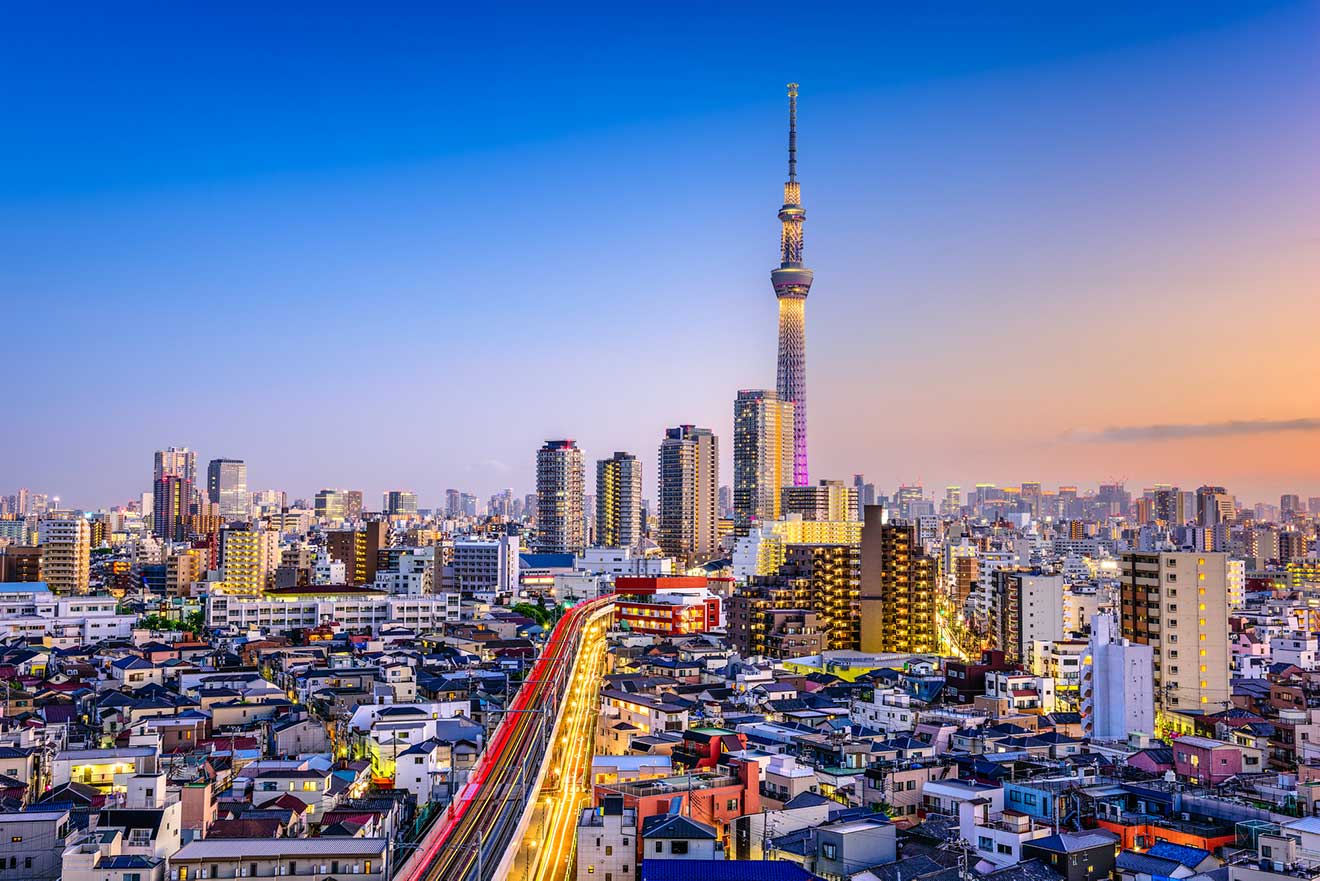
[398,594,613,881]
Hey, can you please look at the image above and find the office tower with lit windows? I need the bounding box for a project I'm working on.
[37,514,90,595]
[781,479,856,522]
[1120,551,1229,713]
[1195,485,1234,526]
[207,458,249,520]
[153,475,192,541]
[772,85,813,488]
[733,389,794,533]
[315,489,347,521]
[859,507,937,653]
[595,452,642,549]
[942,486,962,517]
[658,425,719,563]
[536,440,585,555]
[384,490,418,517]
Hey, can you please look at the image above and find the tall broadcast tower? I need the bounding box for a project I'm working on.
[773,83,813,487]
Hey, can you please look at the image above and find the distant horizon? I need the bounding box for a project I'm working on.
[5,3,1317,510]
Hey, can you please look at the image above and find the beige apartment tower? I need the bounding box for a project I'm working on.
[1120,551,1230,711]
[37,515,91,595]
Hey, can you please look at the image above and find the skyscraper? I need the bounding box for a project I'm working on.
[383,490,418,517]
[658,425,719,563]
[153,475,192,541]
[207,458,249,520]
[445,489,462,518]
[595,452,642,549]
[733,389,794,533]
[1195,485,1233,526]
[536,440,585,555]
[772,84,812,488]
[154,447,196,484]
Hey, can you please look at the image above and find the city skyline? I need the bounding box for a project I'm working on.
[5,3,1318,507]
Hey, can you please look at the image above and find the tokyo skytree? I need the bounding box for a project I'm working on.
[772,83,813,487]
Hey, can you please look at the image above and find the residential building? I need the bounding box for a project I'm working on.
[613,577,721,636]
[448,535,519,597]
[1120,552,1230,713]
[0,808,72,881]
[781,479,856,523]
[1081,612,1155,740]
[152,475,192,541]
[994,571,1065,665]
[859,510,936,654]
[218,526,280,596]
[537,440,586,555]
[36,515,90,594]
[658,425,719,564]
[728,543,859,653]
[325,521,387,586]
[576,794,637,881]
[169,838,388,881]
[596,452,643,549]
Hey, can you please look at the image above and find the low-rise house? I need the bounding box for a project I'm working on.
[168,837,388,881]
[0,808,72,881]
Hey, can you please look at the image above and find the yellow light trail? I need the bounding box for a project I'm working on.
[510,623,608,881]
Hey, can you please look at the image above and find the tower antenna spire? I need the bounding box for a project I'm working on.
[787,82,798,182]
[772,83,812,488]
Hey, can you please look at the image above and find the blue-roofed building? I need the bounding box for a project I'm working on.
[641,861,825,881]
[1143,842,1219,873]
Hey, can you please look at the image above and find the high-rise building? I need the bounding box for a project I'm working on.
[37,514,90,594]
[1150,485,1184,525]
[383,490,419,517]
[1281,494,1303,517]
[772,84,812,488]
[219,526,280,595]
[859,509,936,654]
[153,475,192,541]
[206,458,249,520]
[326,520,388,586]
[781,479,856,522]
[1195,485,1233,527]
[536,440,585,555]
[942,486,962,517]
[732,389,794,533]
[343,490,364,520]
[1120,551,1230,714]
[728,542,859,655]
[445,489,462,518]
[595,452,642,549]
[154,447,196,484]
[657,425,719,563]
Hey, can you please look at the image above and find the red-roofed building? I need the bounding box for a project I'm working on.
[614,577,721,636]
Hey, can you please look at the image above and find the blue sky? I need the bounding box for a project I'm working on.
[4,2,1317,508]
